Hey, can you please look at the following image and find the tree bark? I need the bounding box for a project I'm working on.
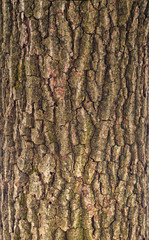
[0,0,149,239]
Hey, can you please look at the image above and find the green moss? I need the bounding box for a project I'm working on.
[49,135,57,143]
[18,61,26,81]
[32,166,37,173]
[22,63,25,73]
[84,228,96,240]
[76,212,82,228]
[15,234,21,240]
[119,174,123,179]
[13,62,24,90]
[86,118,94,141]
[28,166,38,176]
[46,122,57,143]
[23,214,27,220]
[69,190,74,199]
[87,119,92,133]
[19,193,26,206]
[14,81,22,90]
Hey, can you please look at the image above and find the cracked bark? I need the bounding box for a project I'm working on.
[0,0,149,239]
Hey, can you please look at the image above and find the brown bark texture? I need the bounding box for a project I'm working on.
[0,0,149,239]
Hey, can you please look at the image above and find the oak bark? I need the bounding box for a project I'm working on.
[0,0,149,239]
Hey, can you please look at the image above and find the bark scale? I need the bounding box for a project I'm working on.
[0,0,149,239]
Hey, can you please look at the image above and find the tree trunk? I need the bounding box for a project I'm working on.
[0,0,148,239]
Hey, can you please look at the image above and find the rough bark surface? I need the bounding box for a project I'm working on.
[0,0,149,239]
